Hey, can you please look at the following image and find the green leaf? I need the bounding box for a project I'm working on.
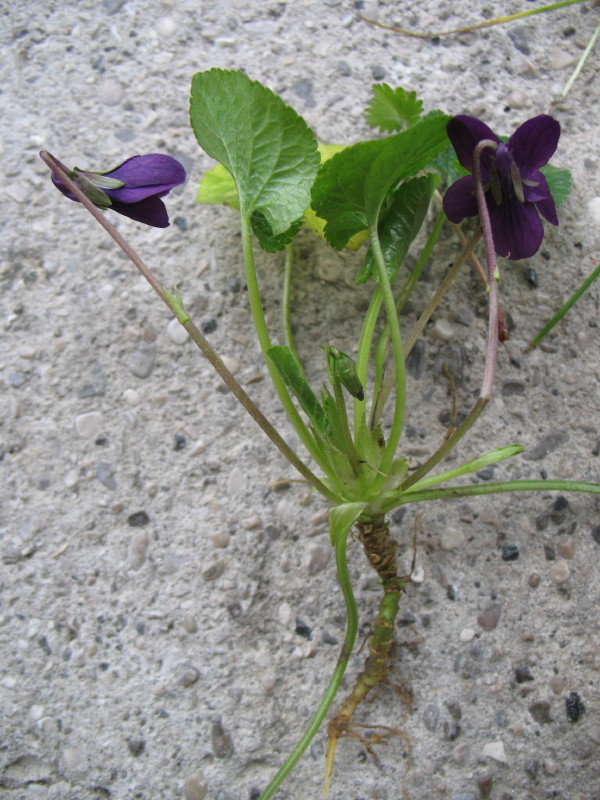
[328,502,368,545]
[190,69,320,235]
[357,174,437,285]
[196,163,239,208]
[540,163,572,208]
[267,346,329,437]
[365,84,423,132]
[251,212,303,253]
[431,142,469,186]
[406,444,525,493]
[311,113,450,249]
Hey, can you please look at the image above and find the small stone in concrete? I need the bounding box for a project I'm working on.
[483,740,508,764]
[432,318,454,341]
[167,317,189,344]
[75,411,103,438]
[184,772,207,800]
[307,544,330,575]
[211,717,234,758]
[477,604,502,632]
[181,667,199,688]
[128,343,157,378]
[441,527,465,550]
[549,560,570,584]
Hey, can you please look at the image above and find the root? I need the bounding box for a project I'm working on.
[324,514,411,796]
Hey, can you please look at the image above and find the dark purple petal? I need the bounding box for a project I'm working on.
[109,196,170,227]
[535,194,558,226]
[489,200,544,260]
[105,154,186,189]
[447,115,501,172]
[105,184,178,203]
[508,115,560,171]
[443,175,478,222]
[521,169,552,203]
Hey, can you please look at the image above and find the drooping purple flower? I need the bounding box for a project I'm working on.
[50,154,186,227]
[443,115,560,260]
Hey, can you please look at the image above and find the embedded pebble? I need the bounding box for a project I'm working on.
[184,772,207,800]
[549,560,570,584]
[211,531,230,548]
[588,197,600,226]
[127,738,145,757]
[77,363,107,398]
[167,317,189,344]
[123,388,140,406]
[501,543,519,561]
[548,48,576,69]
[190,439,207,456]
[544,758,559,775]
[460,628,475,643]
[441,527,465,550]
[507,88,528,109]
[64,469,79,489]
[515,664,534,683]
[95,462,117,490]
[129,532,149,570]
[431,318,454,341]
[98,77,124,106]
[423,704,439,732]
[128,344,157,378]
[241,515,261,530]
[529,700,552,724]
[227,467,246,495]
[307,544,330,575]
[211,718,234,758]
[523,430,568,461]
[557,539,574,559]
[202,560,226,581]
[278,601,292,626]
[221,355,240,375]
[182,616,198,634]
[477,604,502,632]
[128,511,150,527]
[181,667,200,688]
[483,740,508,764]
[61,746,86,772]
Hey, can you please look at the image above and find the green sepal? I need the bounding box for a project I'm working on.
[69,171,112,207]
[326,346,364,400]
[163,286,191,325]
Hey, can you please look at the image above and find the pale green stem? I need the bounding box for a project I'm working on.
[353,286,384,441]
[560,21,600,100]
[359,0,587,39]
[240,213,337,481]
[368,222,406,478]
[257,521,358,800]
[383,479,600,513]
[282,242,304,372]
[371,208,447,427]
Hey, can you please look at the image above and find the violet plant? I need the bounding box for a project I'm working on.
[41,69,600,798]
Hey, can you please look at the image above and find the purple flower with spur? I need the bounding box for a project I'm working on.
[50,154,186,228]
[443,114,560,260]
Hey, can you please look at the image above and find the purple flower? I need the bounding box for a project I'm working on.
[443,115,560,260]
[51,154,186,227]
